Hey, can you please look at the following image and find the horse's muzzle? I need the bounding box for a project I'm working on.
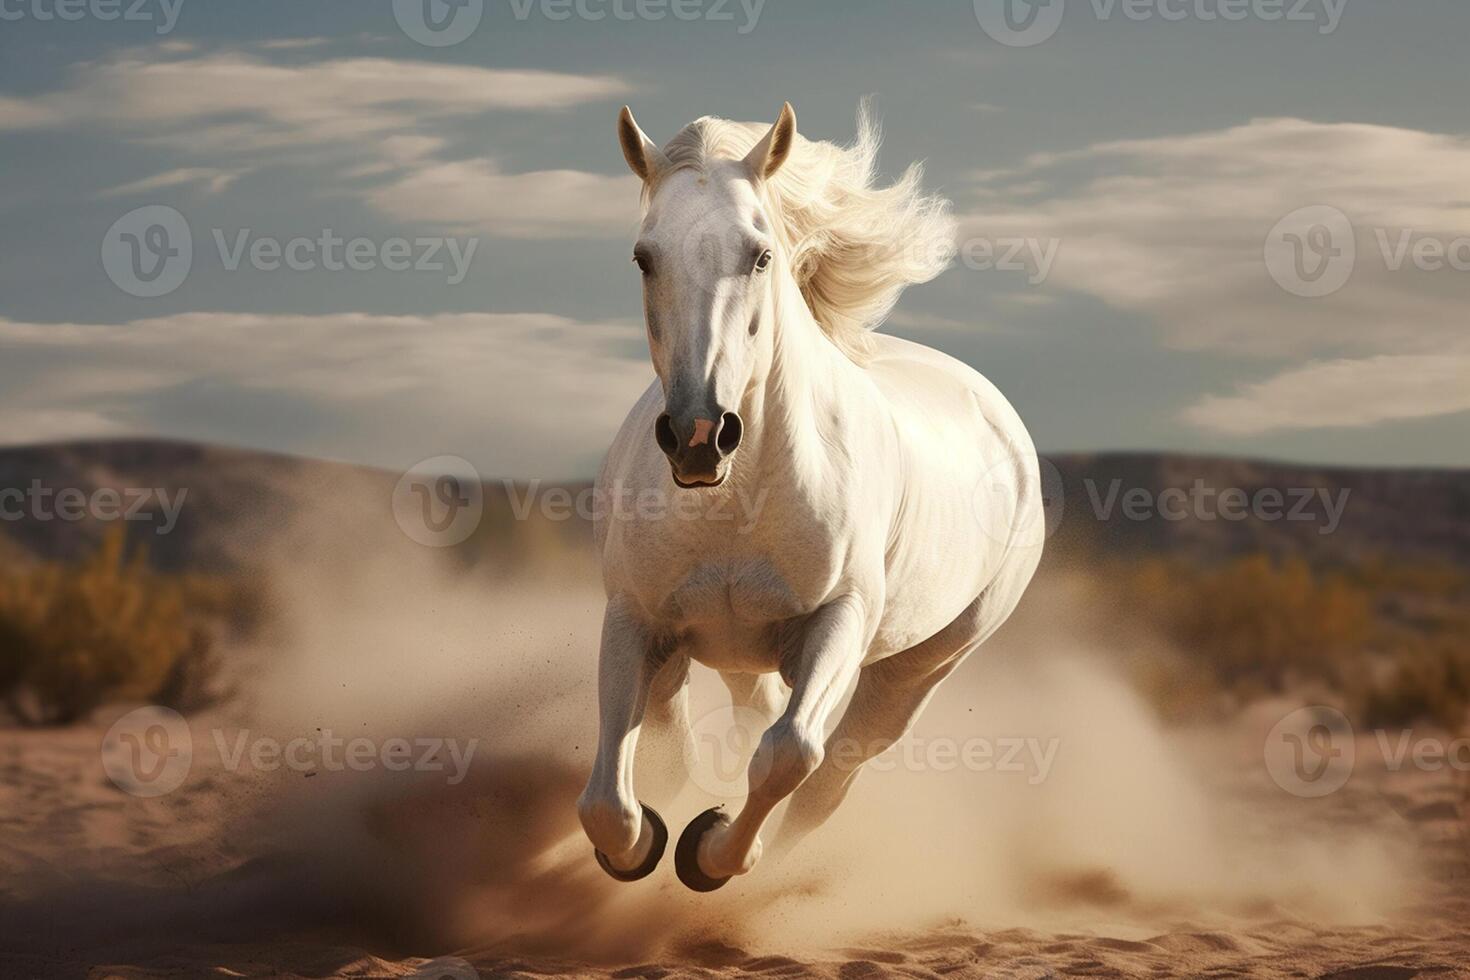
[655,410,743,487]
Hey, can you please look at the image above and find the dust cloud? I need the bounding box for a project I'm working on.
[212,470,1415,962]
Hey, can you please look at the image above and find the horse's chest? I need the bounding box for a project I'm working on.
[658,557,815,623]
[633,549,832,672]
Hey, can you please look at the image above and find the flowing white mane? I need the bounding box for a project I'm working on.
[650,104,957,362]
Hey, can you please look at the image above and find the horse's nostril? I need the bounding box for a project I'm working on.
[654,414,679,456]
[716,412,743,456]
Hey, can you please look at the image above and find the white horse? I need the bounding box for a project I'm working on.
[577,102,1044,891]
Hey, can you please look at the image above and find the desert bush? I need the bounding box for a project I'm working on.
[1356,638,1470,730]
[1104,554,1374,695]
[0,526,237,725]
[1091,552,1469,727]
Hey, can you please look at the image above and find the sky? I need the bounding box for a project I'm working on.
[0,0,1466,478]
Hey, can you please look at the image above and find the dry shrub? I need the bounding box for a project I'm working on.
[1112,554,1373,694]
[1089,552,1469,727]
[1356,635,1470,730]
[0,525,241,726]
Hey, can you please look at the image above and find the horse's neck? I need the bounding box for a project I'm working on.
[745,275,869,481]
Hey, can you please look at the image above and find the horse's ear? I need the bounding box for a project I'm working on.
[617,106,666,183]
[743,102,797,181]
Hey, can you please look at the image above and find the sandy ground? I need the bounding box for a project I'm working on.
[2,698,1468,979]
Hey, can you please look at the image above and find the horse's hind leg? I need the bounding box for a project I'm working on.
[775,640,975,849]
[775,592,995,849]
[634,652,695,804]
[721,671,786,721]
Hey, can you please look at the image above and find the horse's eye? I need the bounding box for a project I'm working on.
[633,253,651,275]
[754,249,773,272]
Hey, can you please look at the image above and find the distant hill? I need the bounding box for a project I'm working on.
[1047,453,1470,570]
[0,440,1466,573]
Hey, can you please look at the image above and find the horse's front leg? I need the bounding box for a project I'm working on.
[577,596,672,881]
[676,595,868,890]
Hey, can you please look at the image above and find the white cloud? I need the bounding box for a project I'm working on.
[964,117,1470,431]
[0,47,637,238]
[0,410,136,444]
[1185,353,1470,435]
[97,167,246,198]
[367,159,640,238]
[0,52,630,137]
[255,37,332,50]
[0,313,653,476]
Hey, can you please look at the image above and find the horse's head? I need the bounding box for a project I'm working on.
[616,103,797,489]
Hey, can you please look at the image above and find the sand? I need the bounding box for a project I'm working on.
[2,676,1468,978]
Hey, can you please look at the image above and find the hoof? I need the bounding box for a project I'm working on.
[594,802,667,882]
[675,806,733,892]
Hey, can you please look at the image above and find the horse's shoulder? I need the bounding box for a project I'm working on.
[864,333,1015,422]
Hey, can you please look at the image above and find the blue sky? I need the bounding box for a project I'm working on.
[1,0,1467,477]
